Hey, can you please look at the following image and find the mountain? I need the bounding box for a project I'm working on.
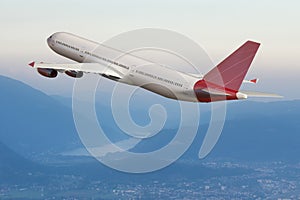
[209,100,300,161]
[0,76,81,157]
[1,74,300,196]
[1,75,300,164]
[50,78,300,162]
[131,100,300,162]
[0,141,45,184]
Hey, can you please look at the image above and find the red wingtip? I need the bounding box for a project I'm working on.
[28,62,35,67]
[250,79,258,83]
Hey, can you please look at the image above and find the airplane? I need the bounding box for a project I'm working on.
[29,32,281,102]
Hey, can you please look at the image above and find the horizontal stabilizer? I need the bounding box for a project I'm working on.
[241,91,283,98]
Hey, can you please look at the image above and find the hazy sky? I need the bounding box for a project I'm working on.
[0,0,299,99]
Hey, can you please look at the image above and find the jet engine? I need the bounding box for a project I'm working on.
[37,68,58,78]
[65,70,83,78]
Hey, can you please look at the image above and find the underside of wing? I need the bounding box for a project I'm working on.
[29,62,123,80]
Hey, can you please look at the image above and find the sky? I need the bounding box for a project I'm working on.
[0,0,299,99]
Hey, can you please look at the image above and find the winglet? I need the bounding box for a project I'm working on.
[250,78,258,84]
[28,62,35,67]
[243,78,259,84]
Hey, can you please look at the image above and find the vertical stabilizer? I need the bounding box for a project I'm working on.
[203,41,260,91]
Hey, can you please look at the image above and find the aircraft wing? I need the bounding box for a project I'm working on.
[29,62,123,79]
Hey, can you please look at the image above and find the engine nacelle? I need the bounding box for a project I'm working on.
[65,70,83,78]
[37,68,58,78]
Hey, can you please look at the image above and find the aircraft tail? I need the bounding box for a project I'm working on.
[203,41,260,92]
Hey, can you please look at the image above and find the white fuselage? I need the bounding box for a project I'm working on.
[47,32,200,102]
[32,33,276,102]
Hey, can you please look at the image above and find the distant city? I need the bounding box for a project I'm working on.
[1,158,300,199]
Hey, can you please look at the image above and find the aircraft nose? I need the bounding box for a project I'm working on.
[47,34,55,47]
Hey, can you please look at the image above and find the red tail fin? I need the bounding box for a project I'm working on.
[203,41,260,92]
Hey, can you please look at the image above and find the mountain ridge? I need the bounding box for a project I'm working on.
[0,75,299,163]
